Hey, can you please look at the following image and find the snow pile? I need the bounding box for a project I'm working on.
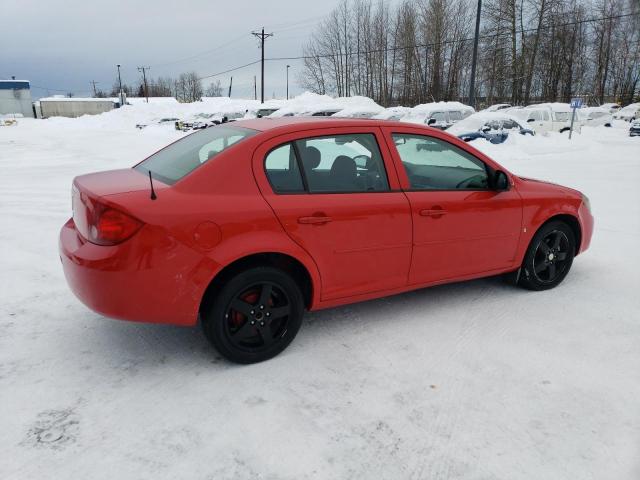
[269,92,382,117]
[371,106,412,120]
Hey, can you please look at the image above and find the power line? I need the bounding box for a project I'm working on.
[262,12,637,62]
[149,32,251,69]
[197,59,262,80]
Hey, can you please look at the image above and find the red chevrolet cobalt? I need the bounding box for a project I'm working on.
[60,118,593,363]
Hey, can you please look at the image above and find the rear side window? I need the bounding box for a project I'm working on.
[263,133,390,194]
[264,143,304,193]
[135,125,256,184]
[295,134,389,193]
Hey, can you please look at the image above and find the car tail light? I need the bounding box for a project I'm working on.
[73,188,142,246]
[91,206,143,245]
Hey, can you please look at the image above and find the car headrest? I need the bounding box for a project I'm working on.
[301,146,321,170]
[330,155,357,179]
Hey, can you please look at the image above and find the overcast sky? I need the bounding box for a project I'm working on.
[0,0,353,99]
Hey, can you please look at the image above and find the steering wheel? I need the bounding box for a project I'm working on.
[456,174,486,189]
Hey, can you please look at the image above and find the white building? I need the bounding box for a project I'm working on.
[0,78,34,117]
[36,97,115,118]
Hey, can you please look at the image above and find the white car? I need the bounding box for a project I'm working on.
[508,103,580,134]
[613,103,640,122]
[578,107,613,127]
[402,101,475,130]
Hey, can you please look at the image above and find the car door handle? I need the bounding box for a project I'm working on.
[420,208,447,218]
[298,216,333,225]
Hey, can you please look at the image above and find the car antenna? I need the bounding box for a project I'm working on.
[148,170,157,200]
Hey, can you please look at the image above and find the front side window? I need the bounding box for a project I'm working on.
[430,112,446,122]
[449,111,463,121]
[135,125,256,184]
[529,110,543,122]
[392,134,489,190]
[294,134,389,193]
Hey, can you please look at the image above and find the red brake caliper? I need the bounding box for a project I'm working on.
[231,290,259,327]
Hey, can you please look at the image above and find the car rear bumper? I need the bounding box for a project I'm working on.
[59,218,213,326]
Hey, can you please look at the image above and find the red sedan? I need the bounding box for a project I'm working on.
[60,118,593,363]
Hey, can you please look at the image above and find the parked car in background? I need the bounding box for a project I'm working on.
[578,107,613,127]
[600,103,621,114]
[60,117,593,363]
[613,103,640,122]
[372,106,412,121]
[309,108,342,117]
[403,102,475,130]
[507,103,579,134]
[630,119,640,137]
[484,103,512,112]
[257,108,279,118]
[447,112,534,143]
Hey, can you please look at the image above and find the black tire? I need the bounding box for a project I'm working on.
[519,220,576,291]
[202,267,304,364]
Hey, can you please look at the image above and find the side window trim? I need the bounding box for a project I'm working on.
[390,132,492,192]
[290,140,310,192]
[263,142,306,194]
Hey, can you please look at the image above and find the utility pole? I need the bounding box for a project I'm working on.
[468,0,482,108]
[137,66,150,103]
[254,75,257,100]
[228,76,233,97]
[251,27,273,103]
[286,64,290,100]
[90,80,99,97]
[116,64,124,106]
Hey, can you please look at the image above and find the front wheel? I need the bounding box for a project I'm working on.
[519,221,576,291]
[202,267,304,364]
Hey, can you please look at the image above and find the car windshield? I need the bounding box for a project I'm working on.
[135,125,256,184]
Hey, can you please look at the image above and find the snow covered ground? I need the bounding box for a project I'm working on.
[1,108,639,479]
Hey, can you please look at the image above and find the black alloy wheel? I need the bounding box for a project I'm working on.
[519,220,576,291]
[202,267,304,363]
[532,230,571,284]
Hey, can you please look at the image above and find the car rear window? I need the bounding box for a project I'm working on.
[134,125,256,184]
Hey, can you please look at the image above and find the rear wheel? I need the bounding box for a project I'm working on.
[519,221,576,291]
[202,267,304,364]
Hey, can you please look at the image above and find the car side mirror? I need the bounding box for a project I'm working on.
[481,126,491,132]
[493,170,510,191]
[427,118,436,126]
[527,118,535,123]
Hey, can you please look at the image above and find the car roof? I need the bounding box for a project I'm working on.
[233,116,415,133]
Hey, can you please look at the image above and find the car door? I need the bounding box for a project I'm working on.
[382,127,523,285]
[253,127,412,301]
